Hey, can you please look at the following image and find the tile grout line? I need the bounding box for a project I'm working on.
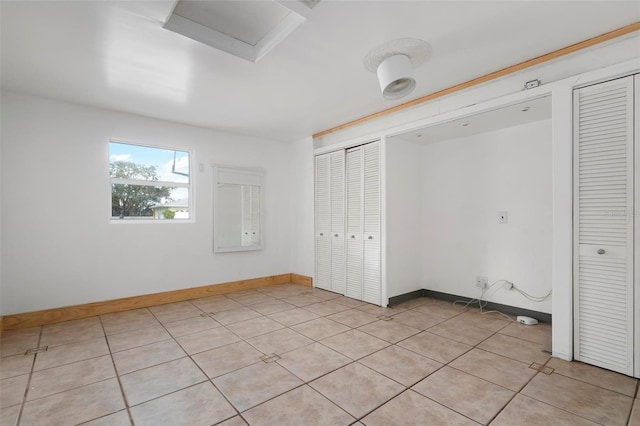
[6,325,127,414]
[99,315,135,426]
[25,338,118,375]
[539,357,636,425]
[149,305,246,424]
[431,310,527,425]
[486,353,626,425]
[546,368,638,399]
[482,354,544,425]
[538,351,638,399]
[205,286,347,422]
[200,291,386,422]
[14,325,43,426]
[396,304,542,425]
[276,302,451,423]
[508,372,616,426]
[214,294,355,419]
[403,319,500,423]
[349,343,491,426]
[626,387,638,426]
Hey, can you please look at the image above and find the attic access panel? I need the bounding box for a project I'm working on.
[164,0,305,62]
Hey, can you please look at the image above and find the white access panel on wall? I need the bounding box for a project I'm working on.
[241,185,260,246]
[573,75,635,376]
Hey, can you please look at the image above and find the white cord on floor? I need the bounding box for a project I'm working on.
[453,280,513,320]
[452,279,552,321]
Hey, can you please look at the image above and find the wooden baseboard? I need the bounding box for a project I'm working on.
[0,273,313,332]
[291,273,313,286]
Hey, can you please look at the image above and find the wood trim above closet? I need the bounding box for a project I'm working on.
[0,273,313,332]
[313,22,640,139]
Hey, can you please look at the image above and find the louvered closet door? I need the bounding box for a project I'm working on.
[330,151,346,294]
[346,148,364,299]
[574,76,634,376]
[362,142,381,305]
[315,154,331,290]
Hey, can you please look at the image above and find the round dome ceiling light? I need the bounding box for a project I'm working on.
[364,38,431,100]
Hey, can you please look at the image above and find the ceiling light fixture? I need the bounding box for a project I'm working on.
[364,38,431,100]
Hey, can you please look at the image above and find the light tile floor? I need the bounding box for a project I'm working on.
[1,283,638,425]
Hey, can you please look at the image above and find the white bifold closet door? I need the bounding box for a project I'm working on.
[346,141,381,304]
[345,147,363,299]
[330,151,346,294]
[574,75,635,376]
[315,150,346,293]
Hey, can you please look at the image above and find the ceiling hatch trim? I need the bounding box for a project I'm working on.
[164,0,306,63]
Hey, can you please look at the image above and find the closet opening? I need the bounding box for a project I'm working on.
[385,95,553,331]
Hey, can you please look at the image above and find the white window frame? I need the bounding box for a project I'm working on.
[108,139,194,224]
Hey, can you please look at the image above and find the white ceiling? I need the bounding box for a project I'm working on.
[2,1,639,142]
[392,96,552,144]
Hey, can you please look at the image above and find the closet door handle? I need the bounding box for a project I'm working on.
[319,233,324,236]
[368,236,373,240]
[334,234,339,237]
[350,235,355,239]
[597,249,605,255]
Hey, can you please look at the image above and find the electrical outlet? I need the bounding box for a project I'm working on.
[524,78,541,90]
[475,276,488,289]
[498,211,508,224]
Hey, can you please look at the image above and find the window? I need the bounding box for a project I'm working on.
[109,141,191,221]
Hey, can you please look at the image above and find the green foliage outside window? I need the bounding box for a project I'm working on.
[110,161,172,219]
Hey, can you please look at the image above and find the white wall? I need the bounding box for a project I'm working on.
[385,137,423,298]
[289,136,315,277]
[0,95,2,306]
[0,91,295,315]
[420,120,553,313]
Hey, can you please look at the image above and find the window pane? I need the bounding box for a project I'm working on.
[111,184,190,219]
[109,142,189,183]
